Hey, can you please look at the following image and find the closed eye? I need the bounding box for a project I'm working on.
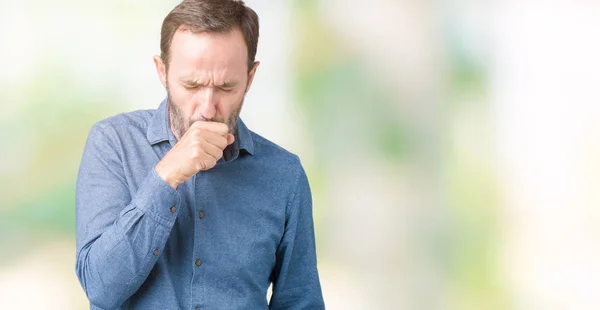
[183,84,199,90]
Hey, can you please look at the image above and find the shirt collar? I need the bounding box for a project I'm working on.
[147,98,171,145]
[226,116,255,160]
[146,98,255,159]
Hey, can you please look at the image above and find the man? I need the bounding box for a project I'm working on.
[75,0,324,309]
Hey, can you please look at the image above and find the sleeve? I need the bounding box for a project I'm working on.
[75,124,181,309]
[269,159,325,309]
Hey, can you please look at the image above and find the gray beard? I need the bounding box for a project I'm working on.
[167,92,243,141]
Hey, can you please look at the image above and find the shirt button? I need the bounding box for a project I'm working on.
[198,211,205,218]
[170,206,177,213]
[153,249,159,255]
[195,259,202,267]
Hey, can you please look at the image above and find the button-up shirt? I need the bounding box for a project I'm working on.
[75,99,324,309]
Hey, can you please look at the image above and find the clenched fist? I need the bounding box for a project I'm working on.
[154,121,234,189]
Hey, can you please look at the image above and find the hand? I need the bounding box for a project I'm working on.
[154,121,235,189]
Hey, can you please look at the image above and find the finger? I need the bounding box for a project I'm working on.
[202,159,217,171]
[204,131,229,150]
[191,121,228,135]
[200,139,223,160]
[187,127,227,149]
[196,158,217,171]
[227,133,235,145]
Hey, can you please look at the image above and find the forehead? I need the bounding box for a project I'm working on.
[168,26,248,76]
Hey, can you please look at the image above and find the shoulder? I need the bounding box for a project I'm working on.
[247,130,310,197]
[85,109,157,145]
[249,130,303,170]
[83,109,156,153]
[248,132,313,218]
[93,109,154,133]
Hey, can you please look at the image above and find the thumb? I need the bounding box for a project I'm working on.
[227,133,235,145]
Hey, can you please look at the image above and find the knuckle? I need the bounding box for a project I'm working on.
[190,149,199,159]
[217,137,227,148]
[205,159,216,169]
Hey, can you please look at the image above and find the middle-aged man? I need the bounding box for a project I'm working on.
[75,0,324,309]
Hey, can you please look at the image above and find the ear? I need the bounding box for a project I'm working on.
[153,55,167,89]
[245,61,260,93]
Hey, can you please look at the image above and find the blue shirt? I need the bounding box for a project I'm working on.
[75,99,324,309]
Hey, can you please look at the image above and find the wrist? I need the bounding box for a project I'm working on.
[154,162,179,190]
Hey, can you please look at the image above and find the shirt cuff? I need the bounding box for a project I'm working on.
[131,167,181,226]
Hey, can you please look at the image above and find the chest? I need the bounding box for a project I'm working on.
[167,161,288,278]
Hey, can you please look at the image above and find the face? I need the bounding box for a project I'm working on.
[154,26,259,140]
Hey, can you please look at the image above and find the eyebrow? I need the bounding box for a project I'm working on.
[180,79,204,86]
[180,79,238,88]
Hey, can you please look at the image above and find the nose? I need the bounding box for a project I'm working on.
[195,87,217,120]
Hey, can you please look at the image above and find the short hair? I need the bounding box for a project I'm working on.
[160,0,259,72]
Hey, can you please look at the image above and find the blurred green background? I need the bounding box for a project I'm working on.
[2,1,600,309]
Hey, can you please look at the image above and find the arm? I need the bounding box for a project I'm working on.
[75,124,180,309]
[269,161,325,309]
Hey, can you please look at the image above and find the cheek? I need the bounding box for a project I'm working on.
[167,82,194,109]
[171,87,193,104]
[219,92,244,114]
